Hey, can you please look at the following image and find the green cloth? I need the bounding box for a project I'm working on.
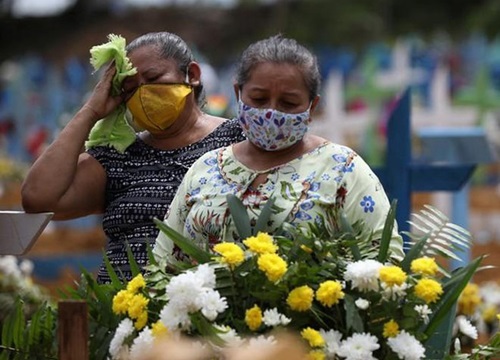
[84,34,138,153]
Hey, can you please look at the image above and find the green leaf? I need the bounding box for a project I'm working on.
[126,241,142,277]
[254,197,276,235]
[400,235,429,272]
[424,256,483,337]
[226,194,252,239]
[344,294,364,333]
[154,218,212,263]
[103,250,123,288]
[377,199,397,262]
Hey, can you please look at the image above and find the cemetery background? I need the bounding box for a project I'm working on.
[0,0,499,306]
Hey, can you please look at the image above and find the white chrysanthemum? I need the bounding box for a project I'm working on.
[247,334,277,349]
[387,330,425,360]
[0,256,22,281]
[109,318,134,359]
[159,303,192,331]
[414,304,432,324]
[355,298,370,310]
[19,259,34,276]
[320,329,343,358]
[454,338,461,354]
[337,333,379,360]
[381,282,408,300]
[344,260,383,292]
[194,264,216,288]
[166,271,205,312]
[197,289,227,321]
[456,315,478,339]
[262,308,291,327]
[129,327,154,360]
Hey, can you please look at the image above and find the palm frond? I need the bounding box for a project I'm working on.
[406,205,472,264]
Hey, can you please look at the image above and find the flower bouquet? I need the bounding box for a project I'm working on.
[106,196,485,360]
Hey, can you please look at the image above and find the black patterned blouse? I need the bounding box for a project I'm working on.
[87,119,245,284]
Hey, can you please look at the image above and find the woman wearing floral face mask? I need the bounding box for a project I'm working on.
[21,32,245,284]
[154,35,403,264]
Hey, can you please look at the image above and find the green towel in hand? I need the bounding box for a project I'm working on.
[85,34,138,153]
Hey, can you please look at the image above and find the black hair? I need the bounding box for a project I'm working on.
[126,32,205,106]
[234,34,321,101]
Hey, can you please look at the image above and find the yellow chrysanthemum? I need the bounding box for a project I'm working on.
[127,293,150,319]
[257,253,288,282]
[213,242,245,268]
[112,289,133,315]
[245,305,263,331]
[243,232,278,254]
[151,321,169,338]
[287,285,314,312]
[410,257,439,276]
[307,350,326,360]
[414,278,443,304]
[134,311,148,330]
[383,319,400,338]
[379,265,407,287]
[127,274,146,293]
[482,305,498,323]
[301,327,325,348]
[458,283,482,316]
[316,280,345,307]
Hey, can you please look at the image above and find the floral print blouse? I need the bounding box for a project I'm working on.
[154,142,404,262]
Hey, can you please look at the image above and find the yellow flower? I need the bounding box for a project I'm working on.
[316,280,345,307]
[383,319,399,338]
[213,242,245,268]
[127,274,146,293]
[301,327,325,348]
[308,350,326,360]
[411,257,438,276]
[257,253,288,282]
[151,321,169,338]
[287,285,314,312]
[127,293,150,319]
[379,265,407,287]
[414,278,443,304]
[458,283,482,316]
[482,305,498,323]
[245,305,263,331]
[243,232,278,254]
[112,289,133,315]
[134,311,148,330]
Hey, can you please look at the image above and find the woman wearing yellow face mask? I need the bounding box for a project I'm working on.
[21,32,245,284]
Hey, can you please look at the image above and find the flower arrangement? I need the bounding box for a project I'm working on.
[105,197,486,360]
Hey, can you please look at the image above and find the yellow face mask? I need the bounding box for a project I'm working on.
[126,83,193,134]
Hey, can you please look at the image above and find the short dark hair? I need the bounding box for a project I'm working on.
[126,32,205,106]
[234,35,321,100]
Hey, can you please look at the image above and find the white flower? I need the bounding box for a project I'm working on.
[344,260,383,292]
[194,264,216,288]
[454,338,461,354]
[355,298,370,310]
[197,289,227,321]
[212,325,243,350]
[247,334,277,349]
[159,303,192,331]
[456,315,478,340]
[414,304,432,324]
[129,327,154,360]
[337,333,380,360]
[19,259,34,276]
[381,282,408,300]
[387,330,425,360]
[109,318,134,359]
[320,329,343,358]
[166,271,205,312]
[262,308,291,327]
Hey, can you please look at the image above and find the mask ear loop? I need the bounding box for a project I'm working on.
[185,66,190,84]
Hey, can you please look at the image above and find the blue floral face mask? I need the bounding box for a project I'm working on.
[237,99,311,151]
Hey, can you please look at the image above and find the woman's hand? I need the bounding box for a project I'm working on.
[82,63,125,121]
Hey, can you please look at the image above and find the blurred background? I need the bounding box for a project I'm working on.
[0,0,499,292]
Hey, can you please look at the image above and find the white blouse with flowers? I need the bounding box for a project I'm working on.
[154,142,404,263]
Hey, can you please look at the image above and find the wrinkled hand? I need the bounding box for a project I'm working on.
[82,63,125,121]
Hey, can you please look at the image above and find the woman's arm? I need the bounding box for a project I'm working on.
[21,65,123,220]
